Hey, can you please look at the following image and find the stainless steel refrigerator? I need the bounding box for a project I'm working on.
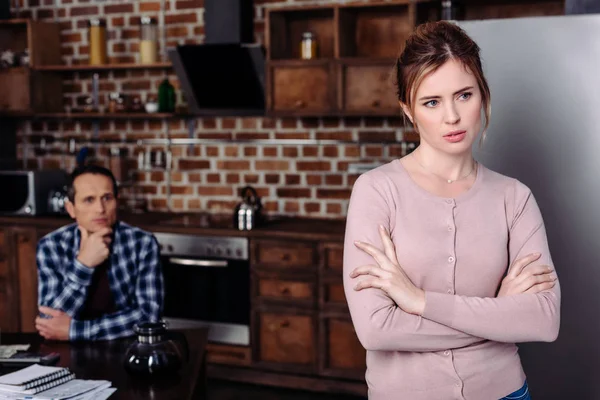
[461,15,600,399]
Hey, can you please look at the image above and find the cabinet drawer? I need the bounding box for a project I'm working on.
[271,63,334,112]
[253,240,316,270]
[321,317,366,379]
[206,344,251,366]
[324,243,343,271]
[258,313,316,366]
[325,283,346,305]
[341,62,398,114]
[258,279,315,301]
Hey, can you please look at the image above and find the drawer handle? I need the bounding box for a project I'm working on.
[280,320,290,328]
[280,254,290,261]
[280,287,291,295]
[268,320,291,331]
[371,100,381,108]
[294,100,306,108]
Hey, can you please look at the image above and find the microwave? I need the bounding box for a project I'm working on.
[0,170,68,216]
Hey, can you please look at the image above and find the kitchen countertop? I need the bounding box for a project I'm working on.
[0,212,346,241]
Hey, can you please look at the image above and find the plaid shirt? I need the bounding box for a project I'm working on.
[37,221,164,341]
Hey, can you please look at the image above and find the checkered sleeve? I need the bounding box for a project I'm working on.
[37,236,93,318]
[69,233,164,341]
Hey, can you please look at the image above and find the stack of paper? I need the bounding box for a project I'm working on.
[0,365,115,400]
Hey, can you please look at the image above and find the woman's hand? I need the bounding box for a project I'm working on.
[351,225,426,316]
[497,253,557,297]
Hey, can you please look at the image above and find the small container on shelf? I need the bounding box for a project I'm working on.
[158,79,176,113]
[300,32,318,60]
[139,17,159,64]
[88,18,108,65]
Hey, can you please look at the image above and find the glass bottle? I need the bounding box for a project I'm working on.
[158,78,176,113]
[88,18,107,65]
[300,32,318,60]
[139,17,158,64]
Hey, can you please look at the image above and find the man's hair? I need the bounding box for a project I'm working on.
[67,165,119,203]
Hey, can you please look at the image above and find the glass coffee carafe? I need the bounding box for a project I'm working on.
[123,321,188,377]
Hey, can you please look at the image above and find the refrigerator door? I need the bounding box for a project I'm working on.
[461,15,600,399]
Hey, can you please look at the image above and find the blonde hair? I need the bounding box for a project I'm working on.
[395,21,491,143]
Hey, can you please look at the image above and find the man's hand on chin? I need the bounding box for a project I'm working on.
[35,306,72,341]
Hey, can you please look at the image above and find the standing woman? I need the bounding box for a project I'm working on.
[343,21,560,400]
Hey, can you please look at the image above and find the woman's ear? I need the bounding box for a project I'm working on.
[399,102,413,124]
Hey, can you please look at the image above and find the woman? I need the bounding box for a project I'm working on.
[343,21,560,400]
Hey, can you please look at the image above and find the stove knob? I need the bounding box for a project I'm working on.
[167,245,174,253]
[216,248,222,256]
[236,248,242,257]
[159,244,164,251]
[226,248,231,256]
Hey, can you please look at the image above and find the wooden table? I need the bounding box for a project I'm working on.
[0,329,208,400]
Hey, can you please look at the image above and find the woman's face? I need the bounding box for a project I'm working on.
[403,59,483,156]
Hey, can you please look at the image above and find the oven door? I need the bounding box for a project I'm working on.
[161,255,250,345]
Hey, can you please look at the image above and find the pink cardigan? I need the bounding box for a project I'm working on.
[343,160,560,400]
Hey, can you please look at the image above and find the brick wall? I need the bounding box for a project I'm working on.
[12,0,414,219]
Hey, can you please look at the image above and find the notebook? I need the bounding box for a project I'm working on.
[0,365,73,394]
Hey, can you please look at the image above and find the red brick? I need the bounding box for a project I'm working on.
[167,26,189,38]
[197,186,233,196]
[244,174,259,184]
[105,4,133,13]
[325,175,343,186]
[193,26,205,36]
[265,174,279,184]
[189,173,202,182]
[301,118,319,128]
[188,198,202,210]
[284,201,299,213]
[206,173,221,183]
[171,185,194,195]
[263,201,278,212]
[275,132,309,140]
[344,146,360,157]
[277,188,310,198]
[140,2,162,12]
[139,185,158,194]
[262,118,276,129]
[201,118,217,129]
[365,117,384,127]
[304,203,320,213]
[237,132,269,140]
[285,174,300,185]
[322,117,341,128]
[206,146,219,156]
[358,131,396,142]
[344,117,362,127]
[151,199,168,209]
[323,146,338,158]
[222,118,237,129]
[179,160,210,170]
[171,172,183,182]
[365,146,383,157]
[244,147,257,157]
[255,160,289,171]
[317,189,352,200]
[241,118,258,129]
[327,203,342,214]
[306,175,322,185]
[316,131,352,141]
[388,117,406,128]
[165,13,197,24]
[404,131,420,143]
[280,118,297,129]
[122,29,138,40]
[283,147,298,157]
[302,147,318,157]
[172,198,184,211]
[61,32,81,43]
[262,147,277,157]
[111,16,125,27]
[217,161,250,170]
[112,43,127,53]
[207,200,237,212]
[226,174,240,184]
[70,6,98,16]
[176,0,204,9]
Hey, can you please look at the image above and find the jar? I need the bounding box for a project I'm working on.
[158,78,175,113]
[139,17,158,64]
[300,32,317,60]
[88,19,107,65]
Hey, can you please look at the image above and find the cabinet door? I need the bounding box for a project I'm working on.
[253,239,317,271]
[340,61,399,115]
[255,275,316,309]
[16,229,38,332]
[270,61,335,115]
[0,229,19,332]
[320,316,366,380]
[0,69,31,112]
[256,311,317,373]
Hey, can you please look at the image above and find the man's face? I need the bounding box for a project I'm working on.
[65,173,118,234]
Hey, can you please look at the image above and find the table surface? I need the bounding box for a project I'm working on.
[0,329,208,400]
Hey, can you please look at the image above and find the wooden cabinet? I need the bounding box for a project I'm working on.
[339,60,398,116]
[0,20,62,113]
[416,0,564,22]
[0,227,38,332]
[320,316,366,380]
[252,239,317,270]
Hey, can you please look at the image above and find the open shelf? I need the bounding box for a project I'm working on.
[34,62,173,72]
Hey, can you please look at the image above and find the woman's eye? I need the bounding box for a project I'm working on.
[424,100,439,107]
[459,92,472,100]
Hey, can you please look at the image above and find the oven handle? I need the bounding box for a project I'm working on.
[167,257,228,268]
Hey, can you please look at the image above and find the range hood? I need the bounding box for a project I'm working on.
[169,0,266,116]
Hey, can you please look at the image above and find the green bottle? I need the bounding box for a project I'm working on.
[158,78,176,113]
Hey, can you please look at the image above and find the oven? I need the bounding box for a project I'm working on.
[154,232,250,346]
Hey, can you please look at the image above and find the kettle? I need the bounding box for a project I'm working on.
[233,186,262,231]
[47,185,69,215]
[123,321,188,378]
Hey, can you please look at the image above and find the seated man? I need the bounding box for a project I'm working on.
[36,165,164,341]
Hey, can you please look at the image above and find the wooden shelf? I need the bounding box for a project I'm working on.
[268,59,333,67]
[34,62,173,72]
[25,112,190,120]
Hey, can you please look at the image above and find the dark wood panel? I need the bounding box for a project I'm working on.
[0,229,19,332]
[258,278,314,300]
[206,344,251,366]
[341,62,398,113]
[463,1,564,20]
[271,64,335,112]
[16,228,38,332]
[0,69,30,112]
[253,239,317,270]
[257,312,317,369]
[323,242,344,271]
[320,316,366,380]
